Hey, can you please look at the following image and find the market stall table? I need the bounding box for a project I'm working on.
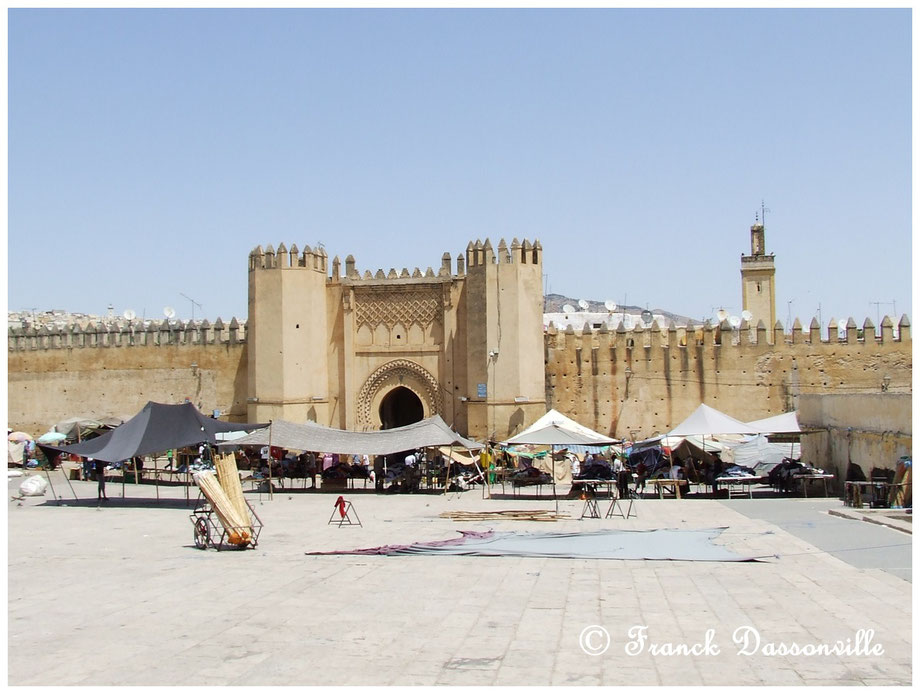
[795,473,834,498]
[648,478,690,499]
[715,475,764,499]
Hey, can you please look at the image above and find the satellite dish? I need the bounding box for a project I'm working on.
[716,308,729,322]
[163,306,176,319]
[578,299,590,311]
[123,309,136,321]
[741,309,753,322]
[562,304,576,314]
[729,315,742,328]
[623,315,634,330]
[641,310,653,326]
[604,300,617,312]
[837,319,848,331]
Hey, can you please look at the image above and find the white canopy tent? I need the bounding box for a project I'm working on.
[668,404,765,437]
[747,411,802,434]
[502,409,620,447]
[746,410,803,465]
[500,409,619,511]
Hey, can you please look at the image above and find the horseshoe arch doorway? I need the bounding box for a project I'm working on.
[378,386,424,430]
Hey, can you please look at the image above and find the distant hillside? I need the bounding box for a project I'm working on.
[544,294,698,325]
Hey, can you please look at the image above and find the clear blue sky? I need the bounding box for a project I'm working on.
[7,8,912,328]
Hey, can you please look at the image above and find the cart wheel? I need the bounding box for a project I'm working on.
[194,517,210,550]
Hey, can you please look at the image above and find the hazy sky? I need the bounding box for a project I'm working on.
[7,8,912,328]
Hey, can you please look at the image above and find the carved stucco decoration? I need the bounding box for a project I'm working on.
[353,288,442,329]
[356,359,442,428]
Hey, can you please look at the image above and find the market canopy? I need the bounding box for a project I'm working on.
[500,409,619,446]
[43,401,268,464]
[221,415,482,455]
[667,404,764,437]
[52,415,126,441]
[747,411,801,434]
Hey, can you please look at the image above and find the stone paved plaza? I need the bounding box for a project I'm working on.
[7,473,913,686]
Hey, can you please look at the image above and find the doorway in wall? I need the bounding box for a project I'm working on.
[379,386,424,430]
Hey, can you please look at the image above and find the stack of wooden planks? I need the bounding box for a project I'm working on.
[888,458,912,508]
[440,509,570,522]
[194,452,252,545]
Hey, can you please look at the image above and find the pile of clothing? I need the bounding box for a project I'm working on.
[719,464,758,478]
[767,458,824,493]
[321,462,369,481]
[574,459,613,481]
[511,466,552,487]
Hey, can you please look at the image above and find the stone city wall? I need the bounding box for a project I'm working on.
[8,313,912,471]
[8,320,249,434]
[544,315,912,442]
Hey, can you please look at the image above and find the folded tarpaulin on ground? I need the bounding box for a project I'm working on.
[307,527,759,562]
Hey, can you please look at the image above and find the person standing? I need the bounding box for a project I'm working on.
[93,458,108,501]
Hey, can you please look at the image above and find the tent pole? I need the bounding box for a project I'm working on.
[43,464,61,506]
[553,445,558,515]
[481,444,488,500]
[267,419,274,501]
[53,453,78,501]
[444,446,452,496]
[61,461,78,501]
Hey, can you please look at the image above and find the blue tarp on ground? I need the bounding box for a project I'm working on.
[308,527,759,562]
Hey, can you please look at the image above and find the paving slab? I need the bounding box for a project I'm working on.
[6,473,913,686]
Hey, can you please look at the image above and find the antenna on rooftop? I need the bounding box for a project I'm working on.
[741,309,753,323]
[729,315,741,329]
[578,299,589,311]
[179,292,203,321]
[123,309,136,322]
[604,299,617,312]
[163,306,176,320]
[640,310,653,327]
[562,304,576,315]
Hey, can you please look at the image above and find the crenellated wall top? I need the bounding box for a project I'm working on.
[544,314,911,347]
[9,317,248,350]
[248,238,541,283]
[466,237,542,268]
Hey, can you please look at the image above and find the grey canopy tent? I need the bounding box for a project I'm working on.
[224,415,481,455]
[223,415,482,495]
[45,401,268,463]
[38,402,267,504]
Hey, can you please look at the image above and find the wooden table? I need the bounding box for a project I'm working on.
[648,477,690,499]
